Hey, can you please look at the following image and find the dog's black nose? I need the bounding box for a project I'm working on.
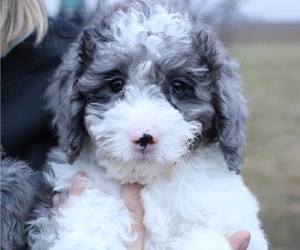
[139,133,154,149]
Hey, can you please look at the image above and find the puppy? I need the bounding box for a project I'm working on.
[28,1,268,249]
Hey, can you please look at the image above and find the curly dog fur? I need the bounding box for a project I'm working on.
[28,1,268,249]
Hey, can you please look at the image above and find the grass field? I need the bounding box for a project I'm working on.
[230,43,300,250]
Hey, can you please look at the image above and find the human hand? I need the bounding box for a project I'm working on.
[53,176,250,250]
[52,174,145,250]
[52,172,88,209]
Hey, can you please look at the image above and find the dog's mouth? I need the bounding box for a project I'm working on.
[90,121,200,170]
[101,152,183,185]
[90,125,198,184]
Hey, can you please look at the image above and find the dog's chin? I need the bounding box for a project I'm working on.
[95,152,185,185]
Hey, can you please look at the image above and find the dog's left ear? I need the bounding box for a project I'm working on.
[47,29,96,164]
[47,43,86,164]
[48,26,111,164]
[196,30,247,173]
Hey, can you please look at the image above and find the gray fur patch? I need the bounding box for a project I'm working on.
[1,156,35,249]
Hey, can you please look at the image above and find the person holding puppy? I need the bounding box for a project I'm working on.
[1,0,80,248]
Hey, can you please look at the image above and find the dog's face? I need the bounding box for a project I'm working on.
[48,0,247,183]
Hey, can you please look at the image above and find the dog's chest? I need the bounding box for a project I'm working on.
[139,154,239,245]
[140,170,216,244]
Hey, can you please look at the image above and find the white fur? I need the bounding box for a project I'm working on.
[29,83,267,249]
[105,2,193,62]
[30,145,267,249]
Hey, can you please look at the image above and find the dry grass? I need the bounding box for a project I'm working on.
[230,43,300,250]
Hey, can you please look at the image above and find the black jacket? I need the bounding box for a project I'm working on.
[1,18,81,172]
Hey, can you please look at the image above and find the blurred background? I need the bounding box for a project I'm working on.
[44,0,300,249]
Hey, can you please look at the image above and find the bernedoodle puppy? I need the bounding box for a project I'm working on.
[28,0,268,249]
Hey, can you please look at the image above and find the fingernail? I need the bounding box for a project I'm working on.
[239,234,251,250]
[73,172,88,183]
[52,193,62,209]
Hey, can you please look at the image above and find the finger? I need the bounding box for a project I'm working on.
[122,184,145,250]
[59,172,89,209]
[228,230,251,250]
[52,193,62,209]
[69,172,88,197]
[122,184,144,218]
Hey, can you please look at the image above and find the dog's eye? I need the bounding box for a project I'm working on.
[110,79,125,93]
[170,81,186,95]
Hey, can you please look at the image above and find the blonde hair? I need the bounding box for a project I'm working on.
[1,0,48,55]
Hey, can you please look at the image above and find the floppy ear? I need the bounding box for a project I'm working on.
[197,29,247,173]
[213,60,247,174]
[47,30,95,164]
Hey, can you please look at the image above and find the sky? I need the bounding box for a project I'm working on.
[44,0,300,23]
[239,0,300,22]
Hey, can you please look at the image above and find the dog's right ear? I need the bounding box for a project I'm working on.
[47,30,96,164]
[194,28,247,174]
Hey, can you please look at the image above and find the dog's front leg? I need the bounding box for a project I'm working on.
[50,188,134,250]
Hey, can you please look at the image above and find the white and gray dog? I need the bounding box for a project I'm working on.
[28,0,268,249]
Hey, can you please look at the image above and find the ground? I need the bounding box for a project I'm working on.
[230,43,300,250]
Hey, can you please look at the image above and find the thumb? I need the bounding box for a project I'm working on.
[228,230,251,250]
[69,172,88,197]
[122,183,145,250]
[53,172,88,209]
